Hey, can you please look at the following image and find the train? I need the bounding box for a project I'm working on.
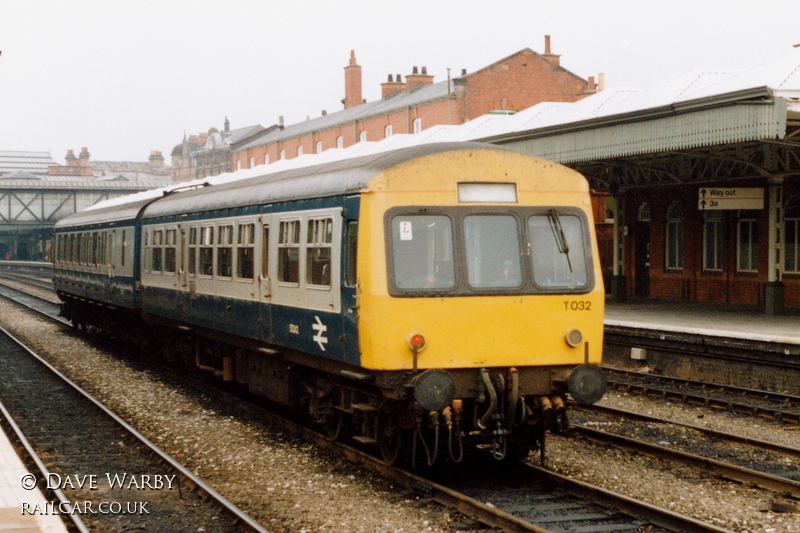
[52,142,606,467]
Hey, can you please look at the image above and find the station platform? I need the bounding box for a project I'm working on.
[605,298,800,346]
[602,297,800,394]
[0,425,68,532]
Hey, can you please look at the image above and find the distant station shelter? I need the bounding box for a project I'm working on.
[0,150,171,261]
[477,48,800,315]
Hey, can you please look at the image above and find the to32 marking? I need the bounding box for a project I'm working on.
[564,300,591,311]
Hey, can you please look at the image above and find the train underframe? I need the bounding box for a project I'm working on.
[59,295,603,467]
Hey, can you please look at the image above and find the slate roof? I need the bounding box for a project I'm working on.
[0,151,57,175]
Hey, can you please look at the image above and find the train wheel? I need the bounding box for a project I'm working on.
[326,409,349,441]
[378,415,404,465]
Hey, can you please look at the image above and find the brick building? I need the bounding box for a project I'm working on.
[172,119,265,182]
[233,37,598,169]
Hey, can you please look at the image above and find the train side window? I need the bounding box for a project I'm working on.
[188,227,197,276]
[306,218,332,287]
[391,215,454,290]
[345,221,358,287]
[237,223,255,280]
[107,234,113,267]
[164,228,177,274]
[278,219,300,285]
[199,226,214,277]
[217,225,233,278]
[152,229,163,273]
[91,232,98,266]
[261,225,270,279]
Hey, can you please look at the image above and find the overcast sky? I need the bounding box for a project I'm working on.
[1,0,799,164]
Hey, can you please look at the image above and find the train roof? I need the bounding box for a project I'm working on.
[54,197,155,229]
[54,142,511,228]
[141,142,511,219]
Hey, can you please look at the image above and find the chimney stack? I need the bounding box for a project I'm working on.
[79,147,90,166]
[405,65,434,90]
[381,73,405,98]
[224,117,230,132]
[598,73,605,91]
[588,76,596,91]
[343,50,363,109]
[542,35,560,65]
[149,150,164,165]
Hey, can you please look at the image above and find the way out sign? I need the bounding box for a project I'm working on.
[698,187,764,210]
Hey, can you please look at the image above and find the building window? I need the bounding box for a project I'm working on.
[665,200,684,270]
[250,156,255,168]
[297,146,303,157]
[637,202,650,222]
[337,136,344,149]
[264,153,270,165]
[237,160,242,170]
[413,118,422,134]
[737,211,758,272]
[359,130,367,143]
[786,196,800,273]
[385,125,393,138]
[703,211,724,271]
[316,141,323,154]
[280,149,286,160]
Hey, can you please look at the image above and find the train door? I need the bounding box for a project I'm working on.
[340,196,361,366]
[257,209,273,342]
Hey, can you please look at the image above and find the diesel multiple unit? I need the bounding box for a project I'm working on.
[53,142,606,466]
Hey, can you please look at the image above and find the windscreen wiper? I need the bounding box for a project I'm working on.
[547,209,573,273]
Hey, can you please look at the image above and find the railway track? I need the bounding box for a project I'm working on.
[0,322,269,532]
[0,271,742,533]
[603,366,800,424]
[571,403,800,498]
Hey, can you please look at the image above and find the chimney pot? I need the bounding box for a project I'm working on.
[588,76,596,91]
[545,35,551,54]
[279,116,284,126]
[598,73,605,91]
[387,74,393,82]
[461,68,467,76]
[412,66,418,74]
[349,50,357,65]
[397,74,402,82]
[421,66,427,75]
[322,110,327,116]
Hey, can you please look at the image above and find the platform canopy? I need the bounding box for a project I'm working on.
[467,47,800,191]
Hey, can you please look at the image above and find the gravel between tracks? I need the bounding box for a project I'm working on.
[2,296,799,533]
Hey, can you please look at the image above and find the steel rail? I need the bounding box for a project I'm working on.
[570,423,800,498]
[0,323,271,533]
[0,399,90,533]
[603,368,800,424]
[0,277,737,532]
[579,403,800,459]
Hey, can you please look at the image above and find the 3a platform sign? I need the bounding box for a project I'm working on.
[698,187,764,210]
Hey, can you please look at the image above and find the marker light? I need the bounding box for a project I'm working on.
[409,333,426,351]
[566,329,583,347]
